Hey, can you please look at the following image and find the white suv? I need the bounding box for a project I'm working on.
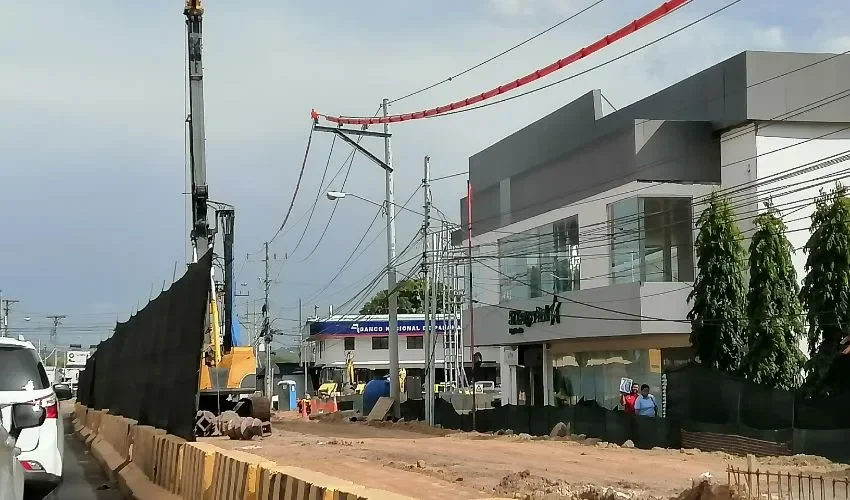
[0,337,72,488]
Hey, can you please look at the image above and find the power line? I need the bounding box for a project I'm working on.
[313,0,692,125]
[428,0,744,120]
[289,134,337,254]
[269,125,315,244]
[388,0,608,104]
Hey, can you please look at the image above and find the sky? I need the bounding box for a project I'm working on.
[1,0,849,346]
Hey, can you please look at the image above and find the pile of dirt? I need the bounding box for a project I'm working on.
[309,411,349,423]
[759,454,835,467]
[493,469,575,499]
[365,419,454,436]
[670,476,732,500]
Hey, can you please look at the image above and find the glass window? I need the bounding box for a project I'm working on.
[498,216,580,302]
[553,349,662,410]
[406,336,424,350]
[371,336,389,350]
[344,337,355,351]
[609,197,694,284]
[0,346,49,391]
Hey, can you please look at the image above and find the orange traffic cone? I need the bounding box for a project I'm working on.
[300,399,308,419]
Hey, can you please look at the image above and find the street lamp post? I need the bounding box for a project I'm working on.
[326,186,401,418]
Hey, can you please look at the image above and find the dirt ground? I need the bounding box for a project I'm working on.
[203,413,850,500]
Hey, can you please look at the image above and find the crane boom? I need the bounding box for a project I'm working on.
[185,0,209,261]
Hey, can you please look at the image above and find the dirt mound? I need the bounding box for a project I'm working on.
[365,419,454,436]
[759,454,835,468]
[670,477,732,500]
[494,469,574,498]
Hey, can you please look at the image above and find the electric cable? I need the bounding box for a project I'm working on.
[312,0,692,125]
[388,0,608,104]
[269,125,315,244]
[289,135,337,254]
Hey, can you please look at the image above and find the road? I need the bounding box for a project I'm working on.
[25,410,123,500]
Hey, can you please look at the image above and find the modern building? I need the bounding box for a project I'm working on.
[455,51,850,410]
[305,314,499,389]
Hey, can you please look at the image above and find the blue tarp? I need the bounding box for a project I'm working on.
[231,314,246,346]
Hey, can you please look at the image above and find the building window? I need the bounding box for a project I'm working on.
[371,336,389,350]
[609,197,694,284]
[344,337,355,351]
[406,336,424,350]
[498,216,580,302]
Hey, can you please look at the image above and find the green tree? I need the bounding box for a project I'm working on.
[688,192,747,373]
[740,203,805,390]
[359,279,450,315]
[800,185,850,396]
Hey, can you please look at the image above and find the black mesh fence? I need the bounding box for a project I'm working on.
[403,363,850,462]
[77,251,211,441]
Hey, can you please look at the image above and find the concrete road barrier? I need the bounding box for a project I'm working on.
[179,442,217,500]
[73,404,449,499]
[152,433,185,495]
[89,413,133,481]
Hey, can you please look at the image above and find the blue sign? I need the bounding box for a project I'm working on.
[310,318,454,337]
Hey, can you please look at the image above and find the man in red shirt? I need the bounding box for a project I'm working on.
[621,383,639,414]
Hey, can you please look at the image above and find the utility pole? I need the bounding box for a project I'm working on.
[2,297,20,338]
[383,98,401,418]
[422,156,433,425]
[262,242,273,399]
[313,305,319,319]
[47,315,65,374]
[466,180,477,430]
[299,298,308,396]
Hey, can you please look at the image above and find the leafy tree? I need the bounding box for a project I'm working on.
[800,185,850,396]
[359,279,451,315]
[688,192,747,373]
[740,203,805,390]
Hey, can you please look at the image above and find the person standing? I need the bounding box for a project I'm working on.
[634,384,658,417]
[621,382,639,414]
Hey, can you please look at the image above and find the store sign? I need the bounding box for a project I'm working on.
[66,350,90,367]
[507,296,562,335]
[309,317,458,336]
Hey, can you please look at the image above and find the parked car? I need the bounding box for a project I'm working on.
[0,338,73,489]
[0,403,48,500]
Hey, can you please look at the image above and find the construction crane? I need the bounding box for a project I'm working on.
[183,0,271,437]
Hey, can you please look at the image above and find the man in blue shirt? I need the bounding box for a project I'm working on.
[634,384,658,417]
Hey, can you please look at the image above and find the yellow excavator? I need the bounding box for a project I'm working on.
[184,0,270,437]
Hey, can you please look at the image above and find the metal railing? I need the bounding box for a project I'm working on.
[728,466,850,500]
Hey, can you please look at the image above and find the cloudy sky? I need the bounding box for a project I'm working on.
[1,0,848,346]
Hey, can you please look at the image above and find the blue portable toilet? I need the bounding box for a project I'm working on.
[278,380,298,411]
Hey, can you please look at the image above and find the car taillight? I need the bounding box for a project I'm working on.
[29,394,58,419]
[20,461,44,471]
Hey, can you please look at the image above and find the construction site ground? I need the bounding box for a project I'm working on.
[203,412,850,499]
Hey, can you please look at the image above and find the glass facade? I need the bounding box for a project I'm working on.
[552,349,662,410]
[498,216,580,302]
[609,197,694,284]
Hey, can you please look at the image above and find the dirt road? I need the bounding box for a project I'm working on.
[204,416,849,499]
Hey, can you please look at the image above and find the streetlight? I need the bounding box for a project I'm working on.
[326,188,401,416]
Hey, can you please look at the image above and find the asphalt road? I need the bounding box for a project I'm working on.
[25,412,123,500]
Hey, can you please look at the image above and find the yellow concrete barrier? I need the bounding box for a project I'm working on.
[258,463,415,500]
[210,449,277,500]
[90,414,133,481]
[152,433,185,495]
[179,442,217,500]
[83,408,106,446]
[131,425,166,481]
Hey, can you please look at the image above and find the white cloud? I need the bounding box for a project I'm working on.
[823,35,850,53]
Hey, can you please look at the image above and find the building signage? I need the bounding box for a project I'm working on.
[507,296,562,335]
[66,350,90,367]
[309,318,458,337]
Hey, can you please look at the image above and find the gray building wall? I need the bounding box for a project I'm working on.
[460,51,850,237]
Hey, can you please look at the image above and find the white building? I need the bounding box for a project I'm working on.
[306,314,500,386]
[455,51,850,410]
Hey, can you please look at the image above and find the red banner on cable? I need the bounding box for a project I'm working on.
[311,0,689,126]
